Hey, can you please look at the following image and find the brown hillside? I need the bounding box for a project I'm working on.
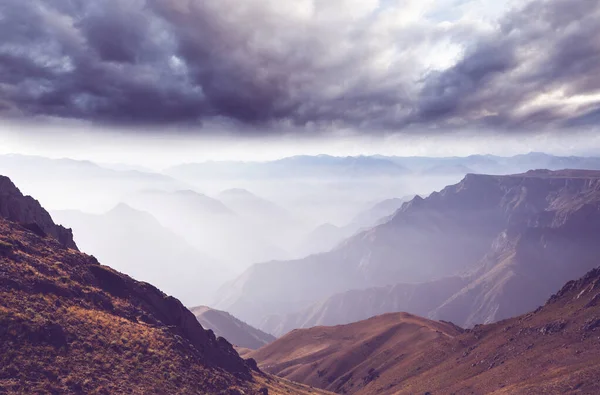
[0,177,331,395]
[251,266,600,394]
[248,313,462,394]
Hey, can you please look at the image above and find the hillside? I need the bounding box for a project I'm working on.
[191,306,276,350]
[0,176,330,394]
[249,313,462,394]
[251,266,600,394]
[217,170,600,331]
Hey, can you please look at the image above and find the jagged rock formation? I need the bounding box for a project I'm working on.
[0,176,77,250]
[217,170,600,333]
[191,306,276,350]
[251,265,600,394]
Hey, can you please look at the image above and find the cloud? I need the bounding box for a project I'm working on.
[0,0,598,133]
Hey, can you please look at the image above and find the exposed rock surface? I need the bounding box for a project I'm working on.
[0,176,77,249]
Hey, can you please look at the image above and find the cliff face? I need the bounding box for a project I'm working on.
[218,170,600,332]
[0,176,77,250]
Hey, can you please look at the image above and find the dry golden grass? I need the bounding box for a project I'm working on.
[251,268,600,395]
[0,218,321,394]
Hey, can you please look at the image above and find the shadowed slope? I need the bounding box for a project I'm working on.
[0,175,331,394]
[251,266,600,394]
[191,306,275,350]
[239,169,600,334]
[249,313,462,394]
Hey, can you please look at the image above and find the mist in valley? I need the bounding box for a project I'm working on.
[0,150,474,306]
[3,147,599,308]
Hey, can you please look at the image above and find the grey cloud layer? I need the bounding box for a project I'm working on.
[0,0,598,132]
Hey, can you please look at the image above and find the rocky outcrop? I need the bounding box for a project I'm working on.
[0,175,77,250]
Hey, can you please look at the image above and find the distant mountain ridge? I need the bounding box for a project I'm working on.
[52,204,228,305]
[191,306,275,350]
[216,169,600,336]
[0,174,331,395]
[167,152,600,181]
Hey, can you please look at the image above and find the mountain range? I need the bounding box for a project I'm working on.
[0,175,331,394]
[51,204,228,305]
[167,153,600,181]
[215,170,600,338]
[123,189,289,271]
[249,265,600,394]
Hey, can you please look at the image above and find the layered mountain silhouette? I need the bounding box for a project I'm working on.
[167,155,411,181]
[0,154,187,212]
[298,196,413,256]
[218,188,308,255]
[216,170,600,335]
[124,189,288,271]
[191,306,275,350]
[0,175,330,394]
[52,204,229,305]
[250,265,600,394]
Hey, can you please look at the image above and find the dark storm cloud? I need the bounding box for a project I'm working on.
[0,0,599,132]
[417,0,600,129]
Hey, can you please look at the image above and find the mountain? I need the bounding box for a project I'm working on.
[124,189,288,271]
[262,276,467,337]
[347,196,414,230]
[0,154,187,212]
[190,306,276,350]
[51,204,229,306]
[216,169,600,333]
[0,175,77,249]
[387,153,600,175]
[0,175,331,395]
[167,155,411,181]
[218,188,308,254]
[298,196,413,257]
[297,223,351,256]
[250,266,600,394]
[248,313,461,394]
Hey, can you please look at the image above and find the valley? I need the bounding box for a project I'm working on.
[3,156,600,394]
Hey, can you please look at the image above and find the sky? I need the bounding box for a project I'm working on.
[0,0,599,164]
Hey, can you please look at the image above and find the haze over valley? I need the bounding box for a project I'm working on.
[2,0,600,393]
